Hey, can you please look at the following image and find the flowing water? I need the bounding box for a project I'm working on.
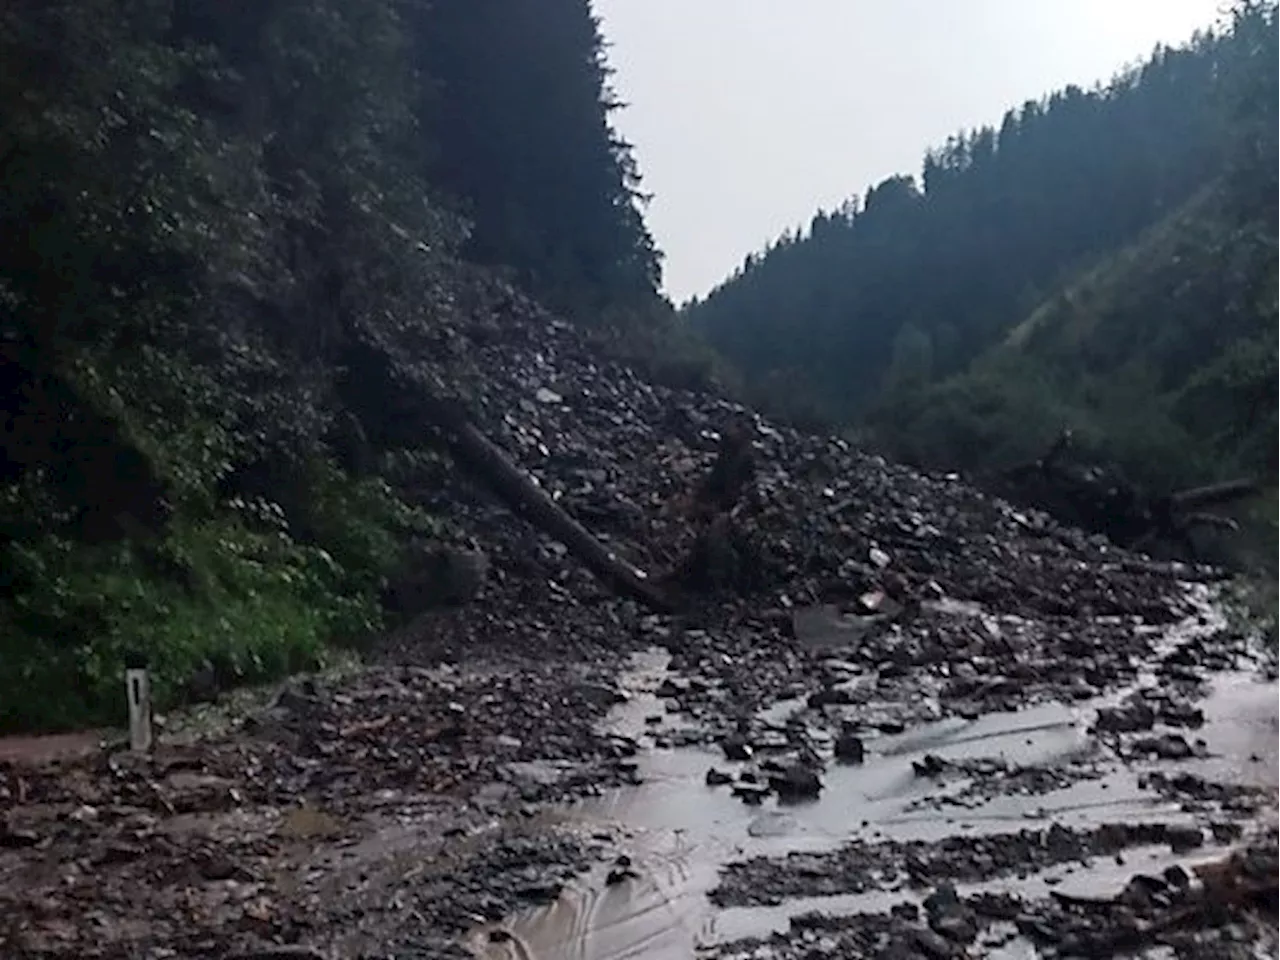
[471,636,1278,960]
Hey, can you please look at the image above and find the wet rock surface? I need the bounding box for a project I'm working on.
[711,822,1224,907]
[709,839,1279,960]
[0,292,1276,959]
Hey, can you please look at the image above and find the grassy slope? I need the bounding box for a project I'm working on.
[870,184,1277,564]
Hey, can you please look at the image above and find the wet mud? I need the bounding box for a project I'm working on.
[473,606,1278,960]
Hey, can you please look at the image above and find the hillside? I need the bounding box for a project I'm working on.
[685,2,1277,511]
[685,31,1228,413]
[0,0,669,730]
[872,183,1277,489]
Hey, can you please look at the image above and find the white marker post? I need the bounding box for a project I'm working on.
[126,667,153,753]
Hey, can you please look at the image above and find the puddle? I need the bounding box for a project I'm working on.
[472,625,1279,960]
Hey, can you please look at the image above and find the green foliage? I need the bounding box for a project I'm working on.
[0,443,429,731]
[687,29,1230,414]
[411,0,662,317]
[0,519,330,731]
[0,0,666,731]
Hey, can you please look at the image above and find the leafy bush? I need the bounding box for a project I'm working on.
[1,519,331,731]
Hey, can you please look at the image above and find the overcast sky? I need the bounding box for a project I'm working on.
[594,0,1225,303]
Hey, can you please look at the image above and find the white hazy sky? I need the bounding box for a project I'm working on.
[594,0,1225,303]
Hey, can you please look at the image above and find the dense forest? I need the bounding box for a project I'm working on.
[0,0,663,729]
[687,2,1277,497]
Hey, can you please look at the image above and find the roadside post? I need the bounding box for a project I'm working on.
[124,653,153,753]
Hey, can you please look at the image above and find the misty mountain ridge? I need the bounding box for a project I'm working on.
[686,4,1276,503]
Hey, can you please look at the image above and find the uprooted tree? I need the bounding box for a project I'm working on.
[992,429,1259,558]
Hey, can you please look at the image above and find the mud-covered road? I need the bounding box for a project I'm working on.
[469,595,1276,960]
[2,287,1275,959]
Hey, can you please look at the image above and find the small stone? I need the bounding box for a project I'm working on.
[606,867,637,886]
[1165,825,1203,853]
[705,767,733,786]
[0,825,39,849]
[913,754,948,778]
[914,927,963,959]
[834,727,865,764]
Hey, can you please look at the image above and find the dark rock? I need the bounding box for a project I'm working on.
[924,883,961,917]
[732,783,770,805]
[488,929,513,943]
[890,901,920,921]
[912,754,948,778]
[655,678,684,698]
[807,685,857,707]
[1158,702,1205,729]
[1210,821,1243,843]
[914,926,964,959]
[1093,702,1155,734]
[1119,873,1167,908]
[705,767,733,786]
[94,842,144,866]
[1165,825,1204,853]
[0,825,40,849]
[1133,733,1194,760]
[721,736,753,761]
[199,854,251,881]
[834,729,865,765]
[768,762,822,802]
[517,880,564,903]
[931,910,979,944]
[606,866,638,885]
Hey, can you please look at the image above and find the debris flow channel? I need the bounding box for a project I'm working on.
[472,598,1278,960]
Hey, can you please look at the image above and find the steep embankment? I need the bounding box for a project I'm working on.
[2,293,1275,960]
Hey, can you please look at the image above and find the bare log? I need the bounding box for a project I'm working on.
[412,390,675,613]
[1170,478,1259,511]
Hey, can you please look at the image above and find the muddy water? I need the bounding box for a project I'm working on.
[474,644,1278,960]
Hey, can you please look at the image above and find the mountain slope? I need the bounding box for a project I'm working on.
[871,182,1277,490]
[0,0,665,730]
[685,30,1228,417]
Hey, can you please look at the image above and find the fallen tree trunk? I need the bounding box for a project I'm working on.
[389,374,675,612]
[432,401,675,612]
[1170,478,1259,511]
[340,331,675,613]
